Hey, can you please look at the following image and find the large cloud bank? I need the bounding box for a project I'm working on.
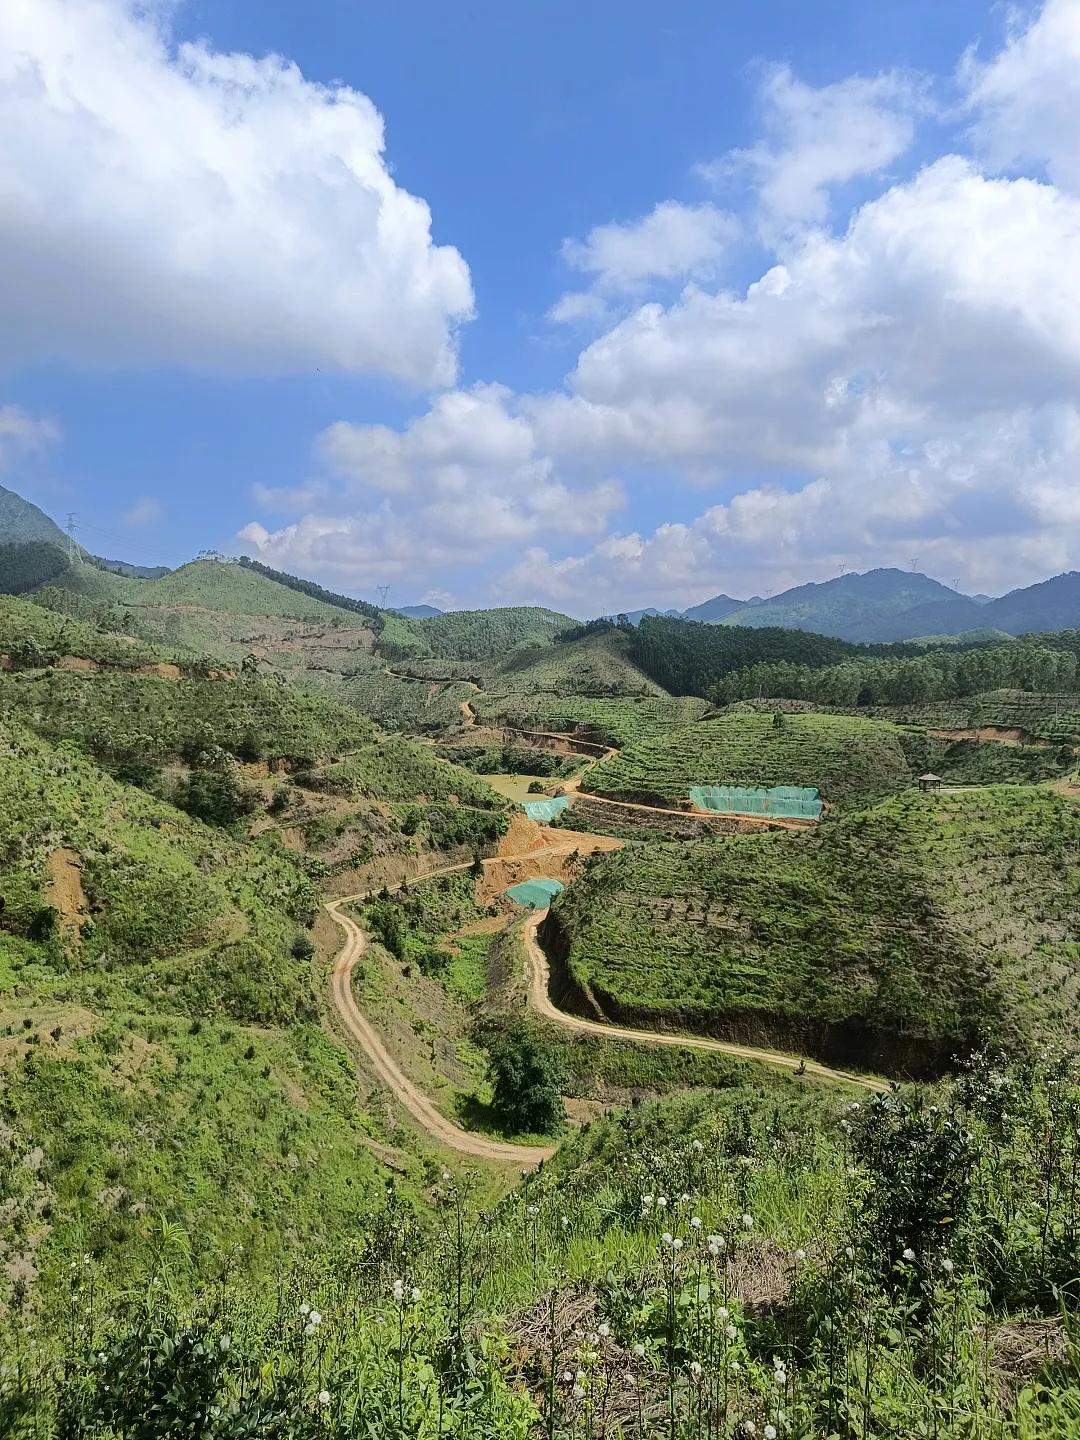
[0,0,473,383]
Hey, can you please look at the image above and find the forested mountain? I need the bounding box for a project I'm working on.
[719,568,982,640]
[0,483,72,548]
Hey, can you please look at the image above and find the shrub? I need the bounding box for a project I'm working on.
[486,1020,566,1136]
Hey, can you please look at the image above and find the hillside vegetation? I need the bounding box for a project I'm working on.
[547,785,1080,1073]
[488,626,663,697]
[379,605,576,663]
[0,670,376,768]
[0,593,195,668]
[587,711,915,807]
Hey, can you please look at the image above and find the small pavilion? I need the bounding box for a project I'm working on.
[918,773,943,794]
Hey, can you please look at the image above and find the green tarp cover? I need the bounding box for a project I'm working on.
[506,878,565,909]
[522,795,571,822]
[690,784,823,820]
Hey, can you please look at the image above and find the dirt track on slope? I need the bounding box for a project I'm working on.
[326,882,556,1167]
[325,857,887,1167]
[521,912,889,1093]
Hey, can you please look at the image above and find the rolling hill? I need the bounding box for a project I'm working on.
[545,785,1080,1075]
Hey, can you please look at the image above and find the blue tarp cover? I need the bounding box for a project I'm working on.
[506,878,565,909]
[690,784,822,820]
[522,795,571,822]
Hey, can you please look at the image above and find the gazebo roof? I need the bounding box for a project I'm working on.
[919,773,943,782]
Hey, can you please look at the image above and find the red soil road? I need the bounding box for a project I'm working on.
[521,911,890,1094]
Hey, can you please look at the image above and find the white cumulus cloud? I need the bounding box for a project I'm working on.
[0,0,473,383]
[243,1,1080,612]
[713,65,925,236]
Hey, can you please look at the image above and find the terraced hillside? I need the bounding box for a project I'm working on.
[586,711,915,807]
[545,785,1080,1074]
[379,605,575,663]
[297,657,478,734]
[33,557,378,671]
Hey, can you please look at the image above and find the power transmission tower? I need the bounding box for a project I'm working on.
[838,563,846,576]
[65,513,79,564]
[376,585,391,608]
[910,557,919,572]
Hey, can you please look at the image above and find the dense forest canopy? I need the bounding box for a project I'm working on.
[714,635,1080,707]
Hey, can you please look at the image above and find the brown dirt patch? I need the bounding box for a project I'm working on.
[987,1319,1071,1405]
[55,655,99,671]
[930,725,1048,747]
[46,848,86,932]
[137,662,182,678]
[478,831,621,906]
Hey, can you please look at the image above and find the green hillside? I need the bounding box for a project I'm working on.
[586,710,915,806]
[0,714,395,1289]
[548,785,1080,1072]
[0,668,375,767]
[488,626,663,696]
[0,593,193,668]
[380,605,576,663]
[297,657,478,734]
[34,557,379,671]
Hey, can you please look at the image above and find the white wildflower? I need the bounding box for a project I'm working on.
[764,1427,778,1439]
[633,1343,646,1358]
[794,1248,806,1262]
[572,1384,586,1400]
[715,1307,728,1321]
[680,1193,691,1204]
[689,1360,703,1379]
[642,1195,654,1208]
[725,1323,738,1340]
[690,1216,702,1229]
[742,1214,754,1229]
[411,1288,422,1303]
[902,1248,916,1262]
[941,1258,954,1274]
[310,1312,322,1327]
[219,1335,231,1353]
[844,1246,854,1261]
[673,1238,684,1251]
[597,1323,610,1338]
[656,1196,668,1209]
[304,1323,316,1337]
[300,1303,311,1316]
[742,1422,756,1435]
[442,1171,451,1182]
[662,1231,674,1246]
[318,1390,330,1406]
[692,1139,704,1152]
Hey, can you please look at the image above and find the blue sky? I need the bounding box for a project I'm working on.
[3,1,1080,614]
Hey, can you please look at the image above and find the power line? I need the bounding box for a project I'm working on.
[65,512,79,565]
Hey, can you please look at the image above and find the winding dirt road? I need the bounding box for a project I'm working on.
[325,861,887,1169]
[521,911,889,1093]
[327,889,557,1166]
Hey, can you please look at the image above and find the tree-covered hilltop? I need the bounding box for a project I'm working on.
[713,632,1080,708]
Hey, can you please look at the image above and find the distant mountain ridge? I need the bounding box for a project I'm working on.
[631,568,1080,643]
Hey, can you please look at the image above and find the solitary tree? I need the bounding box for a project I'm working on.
[486,1021,566,1136]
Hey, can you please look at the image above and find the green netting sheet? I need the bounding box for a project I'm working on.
[506,878,565,909]
[690,784,822,819]
[522,795,571,822]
